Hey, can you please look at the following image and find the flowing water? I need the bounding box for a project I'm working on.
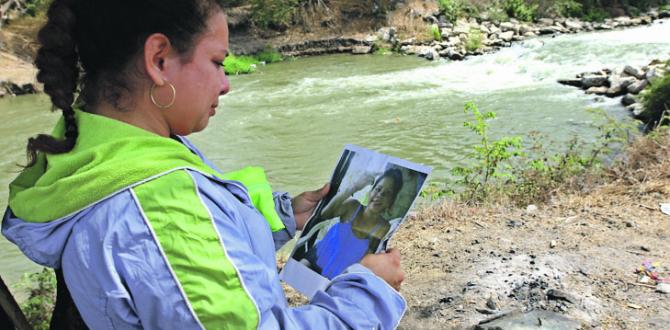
[1,21,669,287]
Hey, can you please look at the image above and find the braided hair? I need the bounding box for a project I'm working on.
[26,0,226,167]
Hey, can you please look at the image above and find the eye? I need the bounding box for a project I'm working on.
[213,60,225,68]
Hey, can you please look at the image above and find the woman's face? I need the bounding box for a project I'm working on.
[367,177,398,214]
[160,11,230,135]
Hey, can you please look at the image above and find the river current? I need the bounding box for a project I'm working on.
[1,20,669,286]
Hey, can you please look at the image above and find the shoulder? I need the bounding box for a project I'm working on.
[339,199,362,221]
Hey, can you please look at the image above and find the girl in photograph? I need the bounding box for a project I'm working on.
[311,168,404,279]
[1,1,405,328]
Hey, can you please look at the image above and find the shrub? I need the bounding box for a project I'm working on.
[223,54,260,75]
[502,0,538,22]
[465,28,483,52]
[15,268,56,330]
[438,0,464,23]
[550,0,583,17]
[641,73,670,129]
[451,102,524,201]
[429,24,441,41]
[256,47,284,63]
[250,0,300,29]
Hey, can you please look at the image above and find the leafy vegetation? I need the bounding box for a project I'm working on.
[502,0,538,22]
[250,0,301,29]
[465,28,483,52]
[223,54,260,75]
[428,24,441,41]
[438,0,464,23]
[425,103,637,205]
[256,47,284,64]
[15,268,56,330]
[641,72,670,128]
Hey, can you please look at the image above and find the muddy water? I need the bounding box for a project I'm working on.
[1,20,669,286]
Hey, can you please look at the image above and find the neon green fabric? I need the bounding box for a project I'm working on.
[133,170,259,329]
[9,110,285,232]
[222,167,284,232]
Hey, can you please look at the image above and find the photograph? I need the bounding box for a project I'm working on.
[281,145,431,297]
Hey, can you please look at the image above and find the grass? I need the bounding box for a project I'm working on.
[465,28,483,52]
[223,54,260,75]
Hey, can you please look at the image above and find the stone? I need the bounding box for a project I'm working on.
[623,65,645,79]
[448,36,461,47]
[550,240,557,248]
[499,31,514,42]
[547,289,576,304]
[627,79,648,94]
[488,25,500,34]
[594,23,612,30]
[476,310,581,330]
[440,28,452,39]
[479,25,491,34]
[500,22,516,32]
[646,68,665,84]
[519,24,533,34]
[607,75,637,97]
[558,78,582,87]
[621,94,637,106]
[628,103,645,117]
[640,16,652,24]
[660,10,670,19]
[537,18,554,26]
[418,47,439,61]
[453,23,470,35]
[657,283,670,294]
[447,49,465,60]
[586,86,609,95]
[376,27,397,43]
[526,204,538,213]
[564,20,583,30]
[614,16,632,26]
[538,26,561,35]
[581,75,608,88]
[524,31,536,37]
[351,45,372,54]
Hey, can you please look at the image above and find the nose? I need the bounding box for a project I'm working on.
[220,72,230,96]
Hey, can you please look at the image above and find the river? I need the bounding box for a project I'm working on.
[1,20,669,288]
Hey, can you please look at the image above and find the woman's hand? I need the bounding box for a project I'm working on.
[292,184,329,230]
[360,248,404,291]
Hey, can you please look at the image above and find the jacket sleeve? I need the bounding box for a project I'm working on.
[271,191,296,251]
[191,173,407,329]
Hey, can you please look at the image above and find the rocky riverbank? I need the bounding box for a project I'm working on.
[271,8,670,62]
[558,58,668,125]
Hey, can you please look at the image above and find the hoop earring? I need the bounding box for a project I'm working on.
[150,82,176,109]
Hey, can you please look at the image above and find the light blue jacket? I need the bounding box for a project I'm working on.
[2,111,406,329]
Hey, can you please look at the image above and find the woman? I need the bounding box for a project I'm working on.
[1,1,404,328]
[310,169,404,279]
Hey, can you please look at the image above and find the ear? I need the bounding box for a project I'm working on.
[143,33,172,86]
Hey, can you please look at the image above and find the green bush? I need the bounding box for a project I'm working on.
[223,54,260,75]
[256,47,284,63]
[502,0,538,22]
[428,24,441,41]
[15,268,56,330]
[451,102,524,201]
[465,28,483,52]
[550,0,583,17]
[250,0,300,29]
[641,73,670,128]
[438,0,464,23]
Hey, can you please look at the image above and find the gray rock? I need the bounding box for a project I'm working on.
[615,16,632,26]
[581,75,609,88]
[564,20,583,30]
[519,24,533,34]
[627,79,648,94]
[628,103,645,117]
[447,36,461,47]
[489,25,501,34]
[499,31,514,42]
[657,283,670,294]
[351,45,372,54]
[594,23,612,30]
[621,94,637,106]
[646,68,665,84]
[418,47,439,61]
[537,18,554,26]
[660,10,670,19]
[479,25,491,34]
[546,289,576,304]
[376,27,396,43]
[586,86,609,94]
[538,26,561,35]
[623,65,645,79]
[453,23,470,35]
[440,28,452,39]
[607,75,637,97]
[499,22,516,32]
[476,310,581,330]
[640,16,652,24]
[523,31,536,37]
[558,78,582,87]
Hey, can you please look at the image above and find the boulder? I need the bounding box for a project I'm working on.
[614,16,632,26]
[499,31,514,42]
[557,78,582,87]
[376,27,397,43]
[627,79,648,94]
[479,25,491,34]
[586,86,609,94]
[448,36,462,47]
[564,20,583,30]
[524,31,536,37]
[623,65,645,79]
[447,49,465,60]
[440,28,452,39]
[417,47,439,61]
[607,75,637,97]
[499,22,516,32]
[475,310,581,330]
[519,24,533,34]
[594,23,612,30]
[351,45,372,54]
[621,94,637,106]
[538,26,561,35]
[640,16,652,24]
[660,10,670,19]
[537,18,554,26]
[489,24,501,34]
[628,103,645,118]
[581,75,609,88]
[646,68,665,84]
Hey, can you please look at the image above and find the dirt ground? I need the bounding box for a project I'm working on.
[284,132,670,329]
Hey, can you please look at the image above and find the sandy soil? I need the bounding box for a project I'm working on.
[284,132,670,329]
